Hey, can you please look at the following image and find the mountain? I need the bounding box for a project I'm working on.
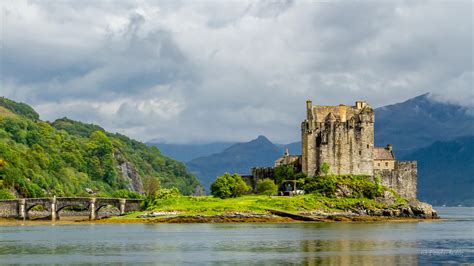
[401,136,474,206]
[0,98,201,199]
[147,142,235,162]
[276,141,302,155]
[186,135,283,190]
[375,93,474,156]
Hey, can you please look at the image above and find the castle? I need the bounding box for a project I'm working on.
[248,100,417,199]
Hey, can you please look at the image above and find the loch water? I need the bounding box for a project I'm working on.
[0,207,472,265]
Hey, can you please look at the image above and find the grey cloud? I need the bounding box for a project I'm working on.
[1,0,472,144]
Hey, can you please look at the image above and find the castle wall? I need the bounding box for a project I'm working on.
[374,161,417,199]
[242,167,275,192]
[302,101,374,176]
[374,159,396,170]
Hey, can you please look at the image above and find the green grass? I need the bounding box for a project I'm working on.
[120,194,388,219]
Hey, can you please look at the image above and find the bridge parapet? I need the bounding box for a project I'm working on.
[0,197,143,221]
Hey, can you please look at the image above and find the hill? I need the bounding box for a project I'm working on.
[401,136,474,206]
[0,98,201,199]
[147,142,235,162]
[186,136,282,190]
[375,93,474,156]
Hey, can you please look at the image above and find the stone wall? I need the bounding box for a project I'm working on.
[374,161,417,199]
[374,159,396,170]
[0,200,18,218]
[242,167,275,192]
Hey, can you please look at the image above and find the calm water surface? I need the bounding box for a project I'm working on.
[0,207,472,265]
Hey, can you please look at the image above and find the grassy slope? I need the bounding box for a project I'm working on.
[117,194,398,220]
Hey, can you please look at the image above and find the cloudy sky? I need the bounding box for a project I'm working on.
[1,0,472,144]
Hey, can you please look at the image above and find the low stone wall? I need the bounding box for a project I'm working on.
[242,167,275,192]
[124,199,142,212]
[375,161,417,199]
[0,200,18,218]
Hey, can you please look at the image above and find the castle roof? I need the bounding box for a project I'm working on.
[374,148,395,160]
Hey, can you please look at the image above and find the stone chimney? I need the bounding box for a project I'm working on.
[306,100,313,120]
[356,101,367,109]
[285,148,289,157]
[386,144,393,152]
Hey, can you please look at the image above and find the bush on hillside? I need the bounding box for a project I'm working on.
[112,189,142,199]
[210,173,250,199]
[0,188,15,199]
[256,178,278,195]
[302,175,384,199]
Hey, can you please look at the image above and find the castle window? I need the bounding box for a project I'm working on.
[367,144,369,148]
[385,162,388,167]
[377,163,380,166]
[359,150,362,155]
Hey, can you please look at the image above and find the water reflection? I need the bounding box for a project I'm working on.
[0,208,472,265]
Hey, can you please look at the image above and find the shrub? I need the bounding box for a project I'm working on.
[256,178,278,195]
[0,188,15,199]
[154,187,181,199]
[142,175,161,198]
[302,175,384,199]
[112,189,142,199]
[210,173,250,199]
[320,162,330,176]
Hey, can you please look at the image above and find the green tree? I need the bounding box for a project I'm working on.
[256,178,278,195]
[210,173,250,199]
[274,165,295,185]
[86,131,117,185]
[143,175,161,198]
[320,162,330,176]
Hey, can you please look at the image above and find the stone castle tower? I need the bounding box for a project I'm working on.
[301,100,375,176]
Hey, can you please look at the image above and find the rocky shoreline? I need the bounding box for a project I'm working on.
[130,200,438,223]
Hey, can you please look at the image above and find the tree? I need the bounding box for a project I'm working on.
[256,178,278,195]
[143,175,161,198]
[274,165,295,185]
[210,173,250,199]
[320,162,330,176]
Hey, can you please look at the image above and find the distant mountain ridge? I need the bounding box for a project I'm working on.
[147,142,235,162]
[186,135,283,190]
[375,93,474,156]
[401,136,474,206]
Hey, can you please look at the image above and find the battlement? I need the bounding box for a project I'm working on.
[305,101,374,123]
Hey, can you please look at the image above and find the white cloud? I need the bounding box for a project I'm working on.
[1,0,472,143]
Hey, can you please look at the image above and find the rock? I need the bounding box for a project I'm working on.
[376,190,396,206]
[138,211,181,218]
[335,184,353,198]
[398,205,414,217]
[409,201,438,218]
[85,188,93,194]
[119,161,144,194]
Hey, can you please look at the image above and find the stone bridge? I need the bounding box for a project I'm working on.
[0,197,142,221]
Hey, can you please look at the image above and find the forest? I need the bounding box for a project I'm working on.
[0,98,201,199]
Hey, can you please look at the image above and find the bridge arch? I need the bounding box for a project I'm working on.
[25,199,52,220]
